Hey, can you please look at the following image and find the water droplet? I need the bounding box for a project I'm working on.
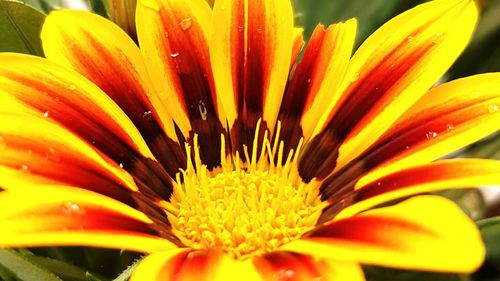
[446,124,455,131]
[20,164,29,171]
[406,35,414,43]
[61,202,85,215]
[425,131,438,140]
[180,17,192,31]
[164,31,169,38]
[306,78,311,84]
[68,84,76,90]
[257,27,263,33]
[198,101,208,121]
[170,52,180,58]
[119,163,124,168]
[405,145,410,150]
[237,26,244,32]
[432,32,443,44]
[43,111,49,118]
[488,104,499,113]
[143,110,152,118]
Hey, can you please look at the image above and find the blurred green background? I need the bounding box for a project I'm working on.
[0,0,499,280]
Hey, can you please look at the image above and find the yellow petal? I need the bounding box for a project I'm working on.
[283,196,484,273]
[331,159,500,220]
[131,249,263,281]
[41,10,187,175]
[300,0,479,181]
[0,186,176,253]
[357,73,500,187]
[210,0,294,136]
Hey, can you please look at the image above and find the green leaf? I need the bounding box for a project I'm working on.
[478,217,500,261]
[0,0,45,56]
[28,256,109,281]
[462,132,500,160]
[88,0,107,17]
[112,257,142,281]
[0,249,62,281]
[449,0,500,79]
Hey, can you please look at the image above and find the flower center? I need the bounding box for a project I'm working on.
[164,121,326,259]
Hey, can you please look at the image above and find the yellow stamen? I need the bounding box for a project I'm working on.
[165,120,326,259]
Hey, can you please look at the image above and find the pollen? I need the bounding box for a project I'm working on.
[164,120,327,259]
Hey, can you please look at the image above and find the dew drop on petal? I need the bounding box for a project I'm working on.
[43,111,49,118]
[425,131,438,140]
[488,104,499,113]
[446,124,455,131]
[432,32,444,44]
[164,31,169,38]
[170,52,180,58]
[405,145,410,150]
[142,110,152,118]
[61,202,86,215]
[406,35,414,43]
[119,163,124,168]
[180,17,192,31]
[20,164,29,171]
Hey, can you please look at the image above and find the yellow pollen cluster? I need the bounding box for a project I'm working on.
[164,121,327,259]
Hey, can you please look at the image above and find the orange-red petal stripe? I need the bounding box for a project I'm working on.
[315,72,500,201]
[0,113,138,203]
[254,251,365,281]
[278,20,356,155]
[355,73,500,188]
[283,196,484,273]
[0,186,177,252]
[0,53,177,198]
[300,0,478,181]
[137,0,225,168]
[41,10,186,176]
[131,249,263,280]
[0,53,151,163]
[211,0,294,154]
[323,159,500,220]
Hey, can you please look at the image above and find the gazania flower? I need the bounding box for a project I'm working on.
[0,0,499,279]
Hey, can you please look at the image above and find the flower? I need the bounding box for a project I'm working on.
[0,0,499,279]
